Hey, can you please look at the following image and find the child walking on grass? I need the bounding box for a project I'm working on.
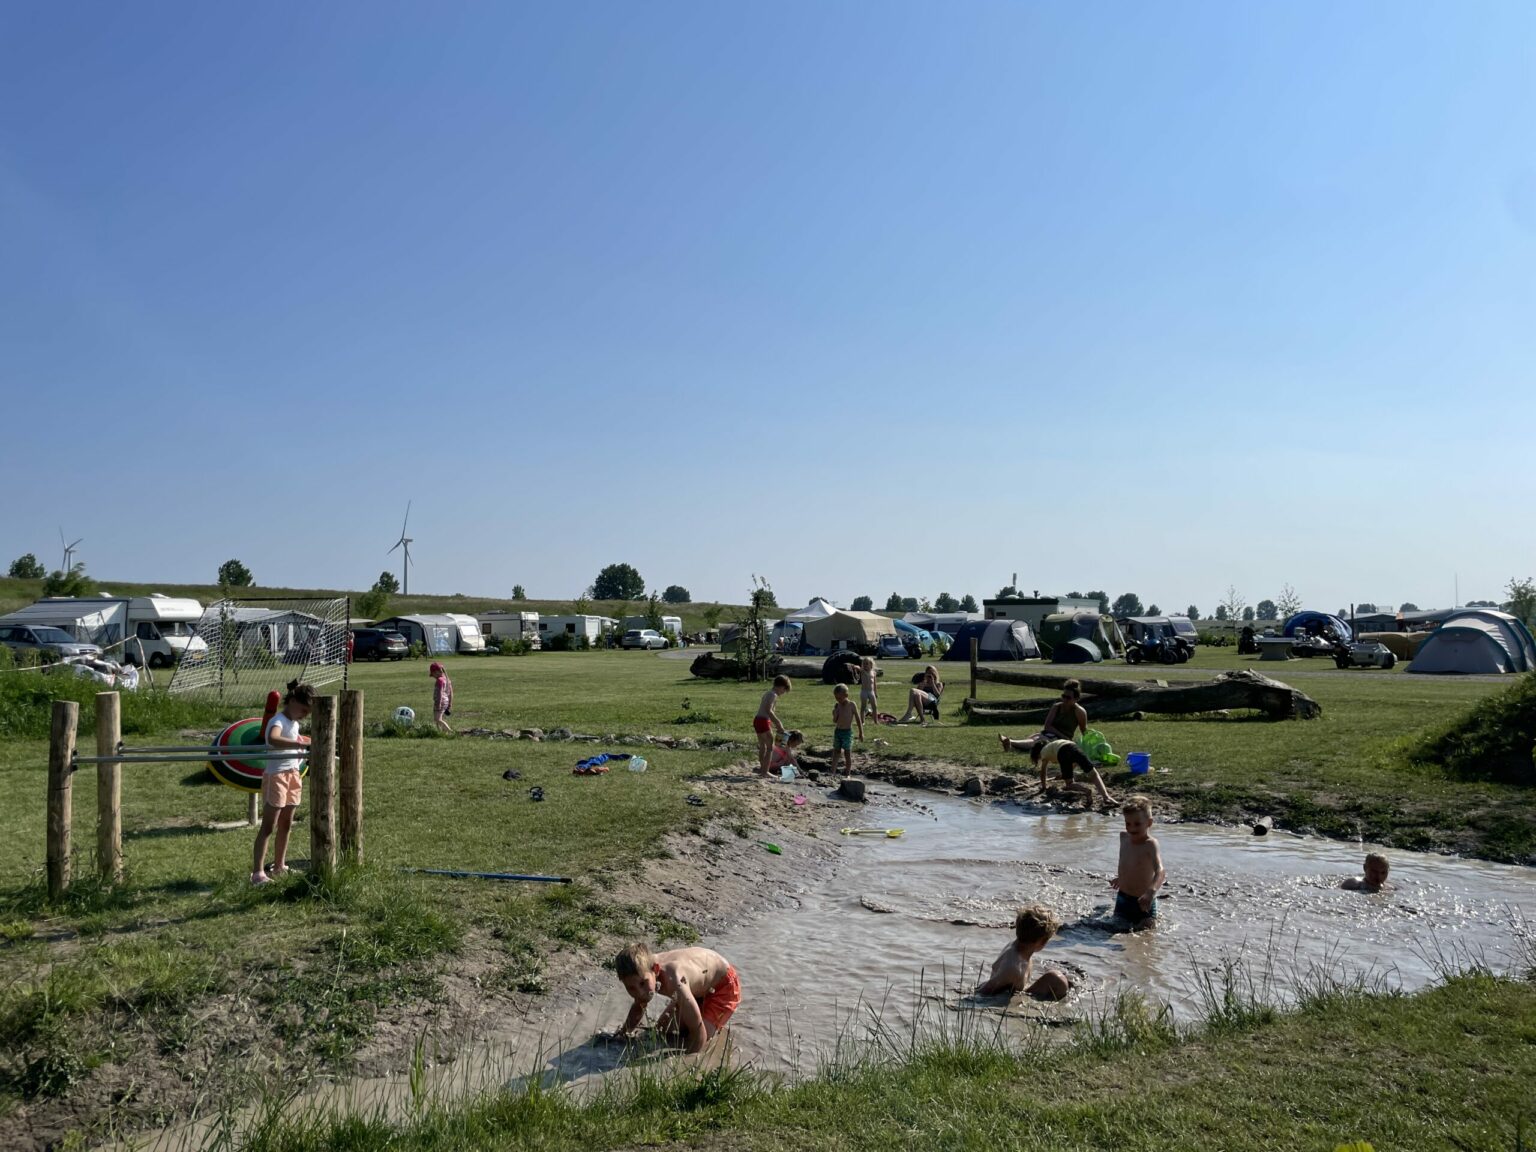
[858,656,879,720]
[430,661,453,733]
[831,684,864,774]
[251,680,312,886]
[754,675,791,775]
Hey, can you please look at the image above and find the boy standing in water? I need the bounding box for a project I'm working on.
[613,943,741,1054]
[251,680,313,885]
[975,904,1072,1000]
[1342,852,1391,892]
[1111,795,1165,928]
[753,675,791,775]
[831,684,864,774]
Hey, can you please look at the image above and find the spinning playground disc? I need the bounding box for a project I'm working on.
[208,717,308,792]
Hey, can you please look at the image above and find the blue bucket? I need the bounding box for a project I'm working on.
[1128,752,1151,775]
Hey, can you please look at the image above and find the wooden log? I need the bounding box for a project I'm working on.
[965,669,1320,723]
[969,638,978,703]
[96,691,123,884]
[690,652,847,681]
[338,688,364,863]
[308,695,338,879]
[48,700,78,899]
[247,793,260,826]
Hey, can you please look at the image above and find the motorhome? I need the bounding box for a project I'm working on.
[0,594,207,668]
[539,615,615,646]
[479,611,541,649]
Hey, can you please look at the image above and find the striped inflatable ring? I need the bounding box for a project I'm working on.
[208,717,309,793]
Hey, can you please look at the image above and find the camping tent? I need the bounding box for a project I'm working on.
[374,615,462,654]
[784,598,838,622]
[1444,609,1536,670]
[1282,612,1353,642]
[1055,638,1103,663]
[1408,616,1534,675]
[801,610,889,652]
[940,619,1040,662]
[1036,612,1125,661]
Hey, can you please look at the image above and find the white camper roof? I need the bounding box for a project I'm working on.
[0,598,128,629]
[125,594,203,621]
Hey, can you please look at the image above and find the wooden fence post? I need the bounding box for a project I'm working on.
[247,792,260,826]
[96,692,123,883]
[969,638,979,703]
[308,694,338,879]
[338,689,364,863]
[47,700,78,900]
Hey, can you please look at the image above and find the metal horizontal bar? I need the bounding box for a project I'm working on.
[71,749,308,765]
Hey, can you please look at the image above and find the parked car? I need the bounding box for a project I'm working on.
[0,625,103,662]
[351,628,409,661]
[622,629,667,650]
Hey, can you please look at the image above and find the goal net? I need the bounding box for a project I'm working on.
[168,596,350,705]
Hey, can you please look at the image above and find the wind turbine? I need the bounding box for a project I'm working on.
[59,528,83,573]
[387,502,413,596]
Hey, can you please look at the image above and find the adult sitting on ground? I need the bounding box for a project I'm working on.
[899,665,944,725]
[1040,679,1088,742]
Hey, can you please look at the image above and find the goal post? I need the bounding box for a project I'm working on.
[168,595,350,704]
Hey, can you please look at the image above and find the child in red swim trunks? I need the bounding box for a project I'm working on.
[613,944,741,1053]
[753,675,791,776]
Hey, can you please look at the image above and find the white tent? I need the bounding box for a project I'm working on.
[784,598,838,622]
[1408,617,1532,675]
[0,598,129,648]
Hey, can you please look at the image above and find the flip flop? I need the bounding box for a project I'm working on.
[685,794,705,807]
[529,787,545,802]
[502,769,522,781]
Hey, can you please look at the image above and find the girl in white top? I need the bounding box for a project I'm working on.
[251,680,313,885]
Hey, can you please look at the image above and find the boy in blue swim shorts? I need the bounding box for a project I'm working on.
[830,684,863,775]
[1110,795,1164,928]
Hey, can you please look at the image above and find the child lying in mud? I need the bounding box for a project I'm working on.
[975,904,1071,1000]
[612,944,741,1054]
[1342,852,1391,892]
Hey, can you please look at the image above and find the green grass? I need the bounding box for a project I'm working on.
[212,973,1536,1152]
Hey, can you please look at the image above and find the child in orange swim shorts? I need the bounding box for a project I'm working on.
[613,943,741,1053]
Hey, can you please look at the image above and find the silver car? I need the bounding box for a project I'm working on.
[621,628,667,650]
[0,625,103,660]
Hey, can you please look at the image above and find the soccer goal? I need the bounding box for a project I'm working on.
[168,596,350,704]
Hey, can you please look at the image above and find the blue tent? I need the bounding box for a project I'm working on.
[894,619,935,644]
[940,619,1040,662]
[1281,612,1352,642]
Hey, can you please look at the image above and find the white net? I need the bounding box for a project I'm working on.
[168,596,350,704]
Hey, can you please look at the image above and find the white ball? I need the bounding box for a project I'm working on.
[393,706,416,727]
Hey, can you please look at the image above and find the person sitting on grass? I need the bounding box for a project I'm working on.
[1342,852,1391,892]
[769,730,804,777]
[251,680,312,886]
[975,904,1072,1000]
[831,684,864,774]
[613,943,741,1054]
[1041,679,1088,742]
[1027,737,1116,806]
[899,665,944,725]
[1110,794,1165,929]
[753,675,791,775]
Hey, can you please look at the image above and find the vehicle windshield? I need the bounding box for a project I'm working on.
[158,621,194,637]
[33,627,80,644]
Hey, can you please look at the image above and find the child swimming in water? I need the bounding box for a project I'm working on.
[1342,852,1391,892]
[612,943,741,1054]
[1110,795,1165,928]
[975,904,1071,1000]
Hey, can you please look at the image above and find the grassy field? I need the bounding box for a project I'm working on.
[0,648,1530,1147]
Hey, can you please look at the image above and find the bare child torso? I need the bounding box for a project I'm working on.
[1117,833,1161,898]
[756,690,777,720]
[832,699,858,728]
[654,946,731,1001]
[983,942,1033,992]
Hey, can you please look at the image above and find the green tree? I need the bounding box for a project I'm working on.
[1214,605,1229,621]
[933,592,960,612]
[43,562,96,598]
[901,597,919,613]
[884,593,904,611]
[1399,602,1419,613]
[959,594,978,612]
[1242,606,1256,622]
[218,559,254,587]
[8,553,45,579]
[732,577,776,680]
[572,591,592,616]
[1220,585,1247,627]
[662,585,692,604]
[1147,603,1161,616]
[701,604,723,631]
[1275,583,1303,620]
[355,587,390,621]
[1085,590,1110,613]
[1256,599,1278,621]
[995,584,1020,599]
[1185,605,1200,621]
[1355,602,1379,614]
[592,563,645,600]
[511,584,527,600]
[1505,577,1536,626]
[1111,592,1144,618]
[375,571,400,594]
[643,591,665,632]
[850,595,874,612]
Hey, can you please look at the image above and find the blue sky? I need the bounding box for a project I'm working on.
[2,2,1532,612]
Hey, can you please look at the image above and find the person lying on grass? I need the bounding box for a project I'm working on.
[975,904,1071,1000]
[1110,794,1165,929]
[613,944,741,1054]
[1342,852,1391,892]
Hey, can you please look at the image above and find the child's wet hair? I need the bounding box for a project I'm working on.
[1015,904,1060,945]
[1122,794,1153,819]
[1364,852,1389,871]
[833,683,849,696]
[773,675,791,690]
[784,729,804,745]
[284,680,315,707]
[614,943,654,978]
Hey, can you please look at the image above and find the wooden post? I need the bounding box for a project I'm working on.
[338,689,364,863]
[47,700,78,900]
[969,637,979,704]
[247,792,260,826]
[95,692,123,883]
[308,694,338,879]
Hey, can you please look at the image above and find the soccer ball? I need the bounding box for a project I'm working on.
[393,706,416,727]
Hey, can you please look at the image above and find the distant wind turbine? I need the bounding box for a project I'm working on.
[59,528,83,573]
[387,502,414,596]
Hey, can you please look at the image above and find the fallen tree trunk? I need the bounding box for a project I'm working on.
[964,669,1321,723]
[688,653,833,681]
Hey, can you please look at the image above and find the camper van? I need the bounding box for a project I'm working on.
[0,594,207,668]
[480,611,541,650]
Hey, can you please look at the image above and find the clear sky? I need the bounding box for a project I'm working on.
[3,3,1532,613]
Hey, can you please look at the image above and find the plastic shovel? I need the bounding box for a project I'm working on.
[839,828,905,838]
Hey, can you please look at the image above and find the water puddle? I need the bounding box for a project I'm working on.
[125,791,1535,1148]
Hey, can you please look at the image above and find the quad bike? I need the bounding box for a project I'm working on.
[1125,635,1191,665]
[1332,640,1396,670]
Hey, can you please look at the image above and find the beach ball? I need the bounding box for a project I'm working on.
[393,705,416,727]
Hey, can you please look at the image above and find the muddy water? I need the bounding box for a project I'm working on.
[128,791,1535,1148]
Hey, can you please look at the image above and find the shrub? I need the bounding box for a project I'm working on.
[1408,673,1536,785]
[0,671,234,740]
[547,633,575,652]
[407,641,428,660]
[489,637,531,656]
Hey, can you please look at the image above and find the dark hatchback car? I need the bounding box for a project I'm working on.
[352,628,409,661]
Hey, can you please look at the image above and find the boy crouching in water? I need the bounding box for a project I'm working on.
[1342,852,1391,892]
[1111,795,1165,928]
[975,904,1071,1000]
[614,944,741,1054]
